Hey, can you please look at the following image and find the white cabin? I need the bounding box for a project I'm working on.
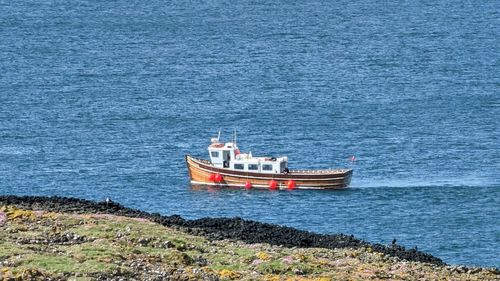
[208,138,288,174]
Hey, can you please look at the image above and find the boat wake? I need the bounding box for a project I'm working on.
[353,177,499,189]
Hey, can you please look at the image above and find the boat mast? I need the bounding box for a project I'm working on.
[234,129,237,146]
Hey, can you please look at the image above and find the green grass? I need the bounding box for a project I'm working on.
[233,247,256,261]
[19,255,80,273]
[0,241,29,259]
[256,260,288,274]
[66,243,123,262]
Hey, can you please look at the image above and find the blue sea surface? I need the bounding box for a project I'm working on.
[0,0,499,267]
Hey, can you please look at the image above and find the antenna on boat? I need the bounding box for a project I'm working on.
[233,129,237,146]
[217,130,221,142]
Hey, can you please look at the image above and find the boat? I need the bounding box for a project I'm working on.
[185,132,353,190]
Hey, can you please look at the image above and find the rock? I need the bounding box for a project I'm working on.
[0,211,6,226]
[138,237,150,246]
[468,268,482,274]
[162,240,174,248]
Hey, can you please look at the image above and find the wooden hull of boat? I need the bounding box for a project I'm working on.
[185,155,352,190]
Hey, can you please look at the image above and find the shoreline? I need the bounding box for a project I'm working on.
[1,195,498,280]
[0,195,453,266]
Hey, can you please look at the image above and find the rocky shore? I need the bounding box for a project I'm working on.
[0,195,498,280]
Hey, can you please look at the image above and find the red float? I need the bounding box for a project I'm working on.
[269,180,278,190]
[244,181,252,189]
[287,180,296,190]
[214,173,223,183]
[208,174,216,181]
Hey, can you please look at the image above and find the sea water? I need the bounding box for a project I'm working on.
[0,0,498,267]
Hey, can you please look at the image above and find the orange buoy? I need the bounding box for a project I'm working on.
[287,180,296,190]
[244,181,252,189]
[269,180,278,190]
[208,174,216,181]
[214,173,223,183]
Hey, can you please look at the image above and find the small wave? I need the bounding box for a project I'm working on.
[0,146,37,155]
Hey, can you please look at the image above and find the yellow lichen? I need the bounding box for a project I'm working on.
[0,267,14,279]
[257,251,271,261]
[1,206,35,220]
[219,269,241,280]
[42,211,60,220]
[263,275,281,281]
[318,259,329,266]
[16,268,47,280]
[294,253,307,262]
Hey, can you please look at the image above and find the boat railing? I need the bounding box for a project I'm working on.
[190,156,212,165]
[290,169,349,174]
[190,155,349,174]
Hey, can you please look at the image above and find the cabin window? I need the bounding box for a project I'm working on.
[262,164,273,171]
[248,164,258,170]
[234,164,244,170]
[211,151,219,158]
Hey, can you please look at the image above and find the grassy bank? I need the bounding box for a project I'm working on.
[0,204,498,280]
